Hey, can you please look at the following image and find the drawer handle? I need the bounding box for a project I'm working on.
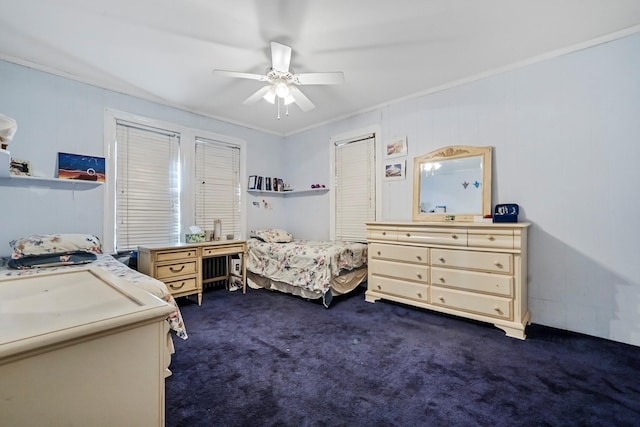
[382,231,386,235]
[487,235,495,241]
[170,281,186,290]
[416,273,422,279]
[170,265,186,273]
[439,297,445,303]
[406,233,411,237]
[377,285,382,290]
[416,255,422,261]
[377,251,381,256]
[439,276,445,283]
[494,262,503,268]
[439,257,446,263]
[188,252,193,256]
[417,292,423,299]
[494,307,503,314]
[452,234,458,240]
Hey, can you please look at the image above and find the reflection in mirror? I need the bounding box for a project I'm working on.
[412,146,492,222]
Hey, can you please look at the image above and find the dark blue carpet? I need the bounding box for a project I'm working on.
[166,285,640,427]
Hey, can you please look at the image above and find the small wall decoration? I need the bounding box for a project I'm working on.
[57,152,105,182]
[10,158,31,176]
[384,160,406,181]
[385,136,407,159]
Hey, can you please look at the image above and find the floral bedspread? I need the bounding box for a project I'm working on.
[246,238,367,295]
[0,254,188,340]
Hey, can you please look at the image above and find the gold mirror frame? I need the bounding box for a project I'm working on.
[412,145,492,222]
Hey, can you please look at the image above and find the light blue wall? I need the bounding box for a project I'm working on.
[0,60,285,253]
[285,32,640,346]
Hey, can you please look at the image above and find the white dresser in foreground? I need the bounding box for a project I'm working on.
[366,221,530,339]
[0,268,174,427]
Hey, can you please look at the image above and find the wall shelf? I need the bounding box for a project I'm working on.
[1,150,102,189]
[0,175,103,189]
[247,188,329,196]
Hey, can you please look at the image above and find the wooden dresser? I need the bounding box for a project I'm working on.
[138,240,247,305]
[366,221,530,339]
[0,268,174,426]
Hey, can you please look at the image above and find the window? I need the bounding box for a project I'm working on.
[104,109,247,254]
[330,131,379,241]
[194,137,241,239]
[114,121,181,251]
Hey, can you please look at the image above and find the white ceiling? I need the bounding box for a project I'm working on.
[1,0,639,136]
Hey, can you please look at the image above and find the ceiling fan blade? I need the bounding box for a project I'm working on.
[270,42,292,72]
[213,70,268,81]
[243,85,272,105]
[287,86,315,112]
[294,72,345,85]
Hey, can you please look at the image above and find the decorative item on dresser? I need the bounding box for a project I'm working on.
[366,221,530,339]
[138,239,247,305]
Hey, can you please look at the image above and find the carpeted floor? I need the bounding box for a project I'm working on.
[165,285,640,427]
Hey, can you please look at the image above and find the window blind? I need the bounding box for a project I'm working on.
[334,134,376,241]
[115,122,181,251]
[194,137,241,239]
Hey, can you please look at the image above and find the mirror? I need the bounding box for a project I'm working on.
[412,145,492,222]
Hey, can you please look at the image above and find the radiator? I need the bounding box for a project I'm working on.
[202,256,228,289]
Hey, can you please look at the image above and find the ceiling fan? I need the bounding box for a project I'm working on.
[213,42,344,115]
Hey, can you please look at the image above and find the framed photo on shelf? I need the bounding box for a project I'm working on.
[385,136,408,159]
[9,158,31,176]
[265,177,272,191]
[384,160,406,181]
[248,175,257,190]
[57,152,105,182]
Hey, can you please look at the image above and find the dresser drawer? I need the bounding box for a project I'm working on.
[368,276,428,302]
[397,228,467,246]
[367,227,398,241]
[431,267,513,297]
[369,243,428,264]
[431,248,513,274]
[155,260,198,280]
[431,287,512,320]
[202,244,245,257]
[155,249,198,262]
[370,259,428,283]
[166,277,198,294]
[468,230,514,249]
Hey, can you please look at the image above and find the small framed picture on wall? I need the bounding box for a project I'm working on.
[385,136,407,159]
[384,160,406,181]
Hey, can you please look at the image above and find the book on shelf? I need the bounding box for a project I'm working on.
[248,175,257,190]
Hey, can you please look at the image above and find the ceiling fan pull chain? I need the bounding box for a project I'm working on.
[277,97,281,120]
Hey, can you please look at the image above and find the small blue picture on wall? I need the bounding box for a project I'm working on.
[57,152,105,182]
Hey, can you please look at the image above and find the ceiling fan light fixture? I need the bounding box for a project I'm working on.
[275,80,290,98]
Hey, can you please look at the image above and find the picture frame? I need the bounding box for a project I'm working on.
[384,160,406,181]
[9,158,31,176]
[385,136,408,159]
[57,152,105,182]
[248,175,257,190]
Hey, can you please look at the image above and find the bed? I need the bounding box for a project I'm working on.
[0,234,188,376]
[246,229,368,307]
